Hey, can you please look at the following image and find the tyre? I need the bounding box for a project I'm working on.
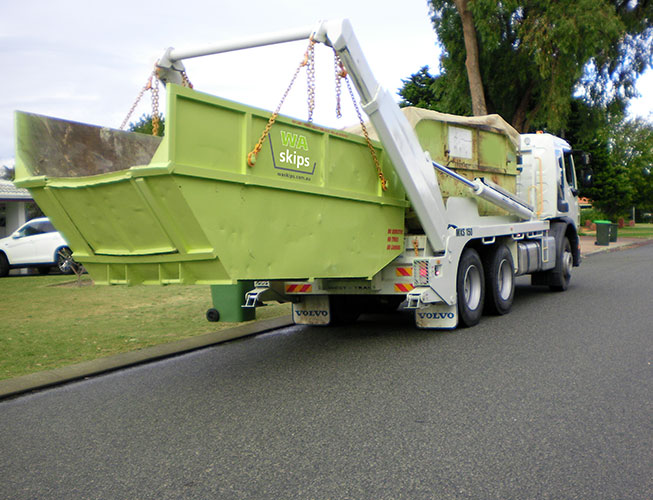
[457,248,485,327]
[549,236,572,292]
[483,244,515,315]
[206,308,220,322]
[56,247,75,274]
[330,295,360,325]
[363,295,405,314]
[0,253,8,278]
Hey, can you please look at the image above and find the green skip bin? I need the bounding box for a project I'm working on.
[14,84,408,285]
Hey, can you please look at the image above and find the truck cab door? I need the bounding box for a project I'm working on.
[558,151,580,225]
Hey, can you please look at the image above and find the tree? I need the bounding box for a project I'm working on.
[128,113,165,136]
[400,0,653,133]
[565,101,653,219]
[565,102,632,218]
[612,118,653,217]
[0,164,14,181]
[454,0,487,115]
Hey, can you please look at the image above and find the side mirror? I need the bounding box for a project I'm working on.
[573,150,591,166]
[579,167,593,188]
[580,153,591,166]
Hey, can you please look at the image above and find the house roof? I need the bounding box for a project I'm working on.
[0,179,32,201]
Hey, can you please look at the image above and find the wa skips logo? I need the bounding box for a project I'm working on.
[269,129,317,181]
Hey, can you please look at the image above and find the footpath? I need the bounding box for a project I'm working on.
[1,235,650,400]
[578,234,647,256]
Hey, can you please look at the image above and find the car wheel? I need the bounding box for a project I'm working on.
[56,247,75,274]
[0,253,9,278]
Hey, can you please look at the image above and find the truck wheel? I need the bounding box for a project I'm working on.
[0,253,8,278]
[483,244,514,315]
[330,295,360,325]
[457,248,485,327]
[550,237,572,292]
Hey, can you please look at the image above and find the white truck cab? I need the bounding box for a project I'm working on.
[518,133,580,227]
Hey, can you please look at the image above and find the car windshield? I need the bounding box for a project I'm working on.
[17,220,56,237]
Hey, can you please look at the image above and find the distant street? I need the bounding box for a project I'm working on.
[1,242,651,500]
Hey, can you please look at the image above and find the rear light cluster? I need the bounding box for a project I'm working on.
[413,259,441,286]
[414,260,429,285]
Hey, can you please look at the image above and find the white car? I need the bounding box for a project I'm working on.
[0,217,78,277]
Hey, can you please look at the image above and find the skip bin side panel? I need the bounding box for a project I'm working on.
[178,176,405,280]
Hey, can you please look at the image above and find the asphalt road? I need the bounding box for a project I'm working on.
[1,243,651,500]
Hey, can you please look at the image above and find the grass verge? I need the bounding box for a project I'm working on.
[0,275,290,380]
[579,223,653,239]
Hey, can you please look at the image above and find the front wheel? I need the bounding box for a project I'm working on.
[56,247,76,274]
[457,248,485,327]
[550,237,572,291]
[0,253,9,278]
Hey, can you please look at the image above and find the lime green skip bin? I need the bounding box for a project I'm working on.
[14,84,408,285]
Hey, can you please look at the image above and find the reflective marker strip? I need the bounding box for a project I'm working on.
[395,267,412,277]
[394,283,414,293]
[285,284,313,293]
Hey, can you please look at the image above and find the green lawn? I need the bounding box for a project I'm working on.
[0,275,290,380]
[614,223,653,239]
[579,223,653,239]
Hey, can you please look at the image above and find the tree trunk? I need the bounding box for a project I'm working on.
[511,83,534,133]
[454,0,487,116]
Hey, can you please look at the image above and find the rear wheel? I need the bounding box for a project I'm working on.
[483,244,515,315]
[457,248,485,327]
[330,295,360,325]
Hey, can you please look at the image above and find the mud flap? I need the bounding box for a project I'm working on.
[292,296,331,325]
[415,303,458,329]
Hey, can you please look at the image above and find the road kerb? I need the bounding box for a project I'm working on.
[0,315,294,400]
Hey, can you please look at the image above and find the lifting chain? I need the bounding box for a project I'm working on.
[334,52,388,191]
[306,39,316,122]
[180,70,194,89]
[334,51,346,119]
[247,38,316,167]
[151,77,161,136]
[120,64,193,136]
[120,69,157,131]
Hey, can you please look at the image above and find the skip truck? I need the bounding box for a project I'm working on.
[13,19,587,329]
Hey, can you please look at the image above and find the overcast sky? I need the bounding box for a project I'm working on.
[1,0,651,167]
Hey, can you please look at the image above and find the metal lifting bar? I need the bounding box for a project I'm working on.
[157,24,319,85]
